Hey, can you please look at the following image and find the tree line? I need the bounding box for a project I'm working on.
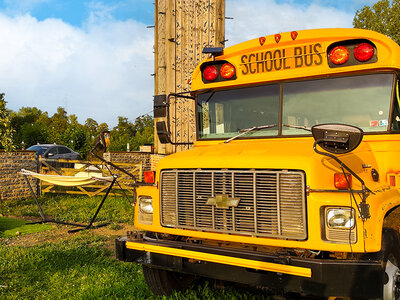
[0,93,153,157]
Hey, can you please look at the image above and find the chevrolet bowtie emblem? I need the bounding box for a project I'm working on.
[206,194,240,209]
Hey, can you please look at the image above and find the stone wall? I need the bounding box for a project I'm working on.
[104,151,151,170]
[103,152,166,181]
[0,150,38,201]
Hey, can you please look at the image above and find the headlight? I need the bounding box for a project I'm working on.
[139,197,153,214]
[326,207,355,229]
[138,196,153,225]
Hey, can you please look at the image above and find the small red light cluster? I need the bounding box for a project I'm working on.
[203,63,236,82]
[334,173,352,190]
[144,171,155,184]
[329,42,374,65]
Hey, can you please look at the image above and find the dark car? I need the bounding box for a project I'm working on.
[27,144,81,160]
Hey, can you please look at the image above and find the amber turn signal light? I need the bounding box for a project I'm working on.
[329,46,349,65]
[334,173,352,189]
[144,171,155,184]
[220,63,235,79]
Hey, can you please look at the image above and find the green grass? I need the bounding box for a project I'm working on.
[0,195,271,299]
[0,233,153,299]
[0,193,134,224]
[0,217,53,238]
[0,233,270,300]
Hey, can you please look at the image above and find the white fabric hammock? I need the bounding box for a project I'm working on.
[20,169,113,187]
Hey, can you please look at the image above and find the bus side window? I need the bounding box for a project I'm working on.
[391,80,400,131]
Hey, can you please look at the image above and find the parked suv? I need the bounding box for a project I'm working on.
[27,144,81,160]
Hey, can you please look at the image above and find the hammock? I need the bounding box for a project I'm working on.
[20,169,113,187]
[20,169,117,233]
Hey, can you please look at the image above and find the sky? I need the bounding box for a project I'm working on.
[0,0,376,127]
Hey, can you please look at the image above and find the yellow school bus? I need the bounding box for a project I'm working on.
[116,28,400,299]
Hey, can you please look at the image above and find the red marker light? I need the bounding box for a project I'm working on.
[259,36,266,46]
[354,43,374,62]
[203,65,218,81]
[390,175,396,187]
[329,46,350,65]
[144,171,155,184]
[291,31,298,40]
[334,173,352,189]
[274,34,281,43]
[220,63,235,79]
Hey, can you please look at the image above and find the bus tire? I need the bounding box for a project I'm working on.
[142,265,197,296]
[380,228,400,300]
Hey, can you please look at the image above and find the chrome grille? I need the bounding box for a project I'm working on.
[160,169,307,240]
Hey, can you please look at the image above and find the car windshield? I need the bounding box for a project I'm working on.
[27,145,49,155]
[197,73,394,139]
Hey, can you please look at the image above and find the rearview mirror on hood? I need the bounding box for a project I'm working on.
[311,123,363,154]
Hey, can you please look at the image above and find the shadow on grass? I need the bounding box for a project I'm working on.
[0,217,53,238]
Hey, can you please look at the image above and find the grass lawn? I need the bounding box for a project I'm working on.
[0,195,271,299]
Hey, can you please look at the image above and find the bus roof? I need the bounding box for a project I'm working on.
[191,28,400,91]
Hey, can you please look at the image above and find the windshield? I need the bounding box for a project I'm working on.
[197,73,394,139]
[27,145,49,155]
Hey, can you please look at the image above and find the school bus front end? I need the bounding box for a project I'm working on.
[116,28,400,299]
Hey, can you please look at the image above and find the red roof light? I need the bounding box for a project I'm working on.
[203,65,218,81]
[354,43,374,62]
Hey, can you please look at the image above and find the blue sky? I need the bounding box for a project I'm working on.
[0,0,376,128]
[0,1,154,27]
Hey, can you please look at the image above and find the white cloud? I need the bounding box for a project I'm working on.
[0,13,154,127]
[225,0,354,46]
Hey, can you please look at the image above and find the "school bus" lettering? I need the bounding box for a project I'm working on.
[241,43,323,75]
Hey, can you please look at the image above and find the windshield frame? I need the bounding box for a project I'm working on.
[195,71,398,141]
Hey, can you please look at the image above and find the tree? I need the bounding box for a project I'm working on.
[11,107,51,148]
[49,107,69,144]
[0,93,15,151]
[353,0,400,45]
[108,115,154,152]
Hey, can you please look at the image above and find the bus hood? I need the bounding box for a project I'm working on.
[156,137,379,189]
[158,138,316,170]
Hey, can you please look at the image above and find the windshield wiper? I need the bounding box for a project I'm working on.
[224,124,277,143]
[283,124,311,132]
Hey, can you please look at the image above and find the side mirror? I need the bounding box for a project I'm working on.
[156,121,172,144]
[311,123,363,154]
[46,152,54,158]
[154,94,168,118]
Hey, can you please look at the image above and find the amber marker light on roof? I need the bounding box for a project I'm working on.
[220,63,235,79]
[329,46,350,65]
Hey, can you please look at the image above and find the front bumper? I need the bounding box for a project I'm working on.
[116,235,384,298]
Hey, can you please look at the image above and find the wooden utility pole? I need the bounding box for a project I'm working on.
[154,0,225,154]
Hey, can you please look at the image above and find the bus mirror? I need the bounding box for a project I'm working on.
[156,121,172,144]
[154,94,167,118]
[311,123,363,154]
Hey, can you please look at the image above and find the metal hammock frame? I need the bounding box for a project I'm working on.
[20,169,117,233]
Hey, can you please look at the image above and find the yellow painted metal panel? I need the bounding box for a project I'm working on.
[126,241,312,278]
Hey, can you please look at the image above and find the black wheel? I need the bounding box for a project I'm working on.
[142,265,197,296]
[381,228,400,300]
